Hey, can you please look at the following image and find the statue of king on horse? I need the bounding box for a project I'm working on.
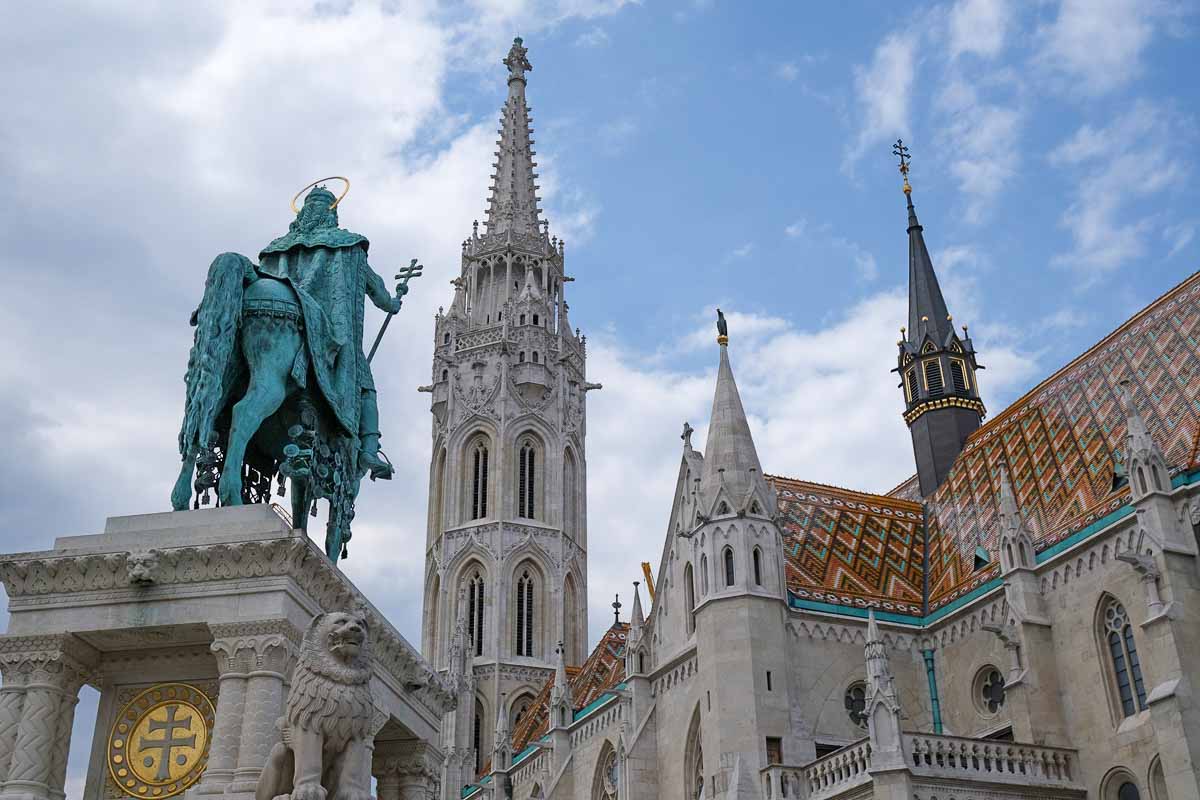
[171,178,421,563]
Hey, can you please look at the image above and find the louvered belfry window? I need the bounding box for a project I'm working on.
[924,359,944,396]
[472,443,489,519]
[904,367,918,402]
[467,571,485,657]
[949,359,969,393]
[515,569,535,657]
[518,442,536,518]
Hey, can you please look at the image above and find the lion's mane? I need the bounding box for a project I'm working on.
[286,613,374,752]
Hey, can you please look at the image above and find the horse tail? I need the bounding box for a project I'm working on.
[178,252,253,458]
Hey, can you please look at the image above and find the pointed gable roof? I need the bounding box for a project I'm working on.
[698,340,770,512]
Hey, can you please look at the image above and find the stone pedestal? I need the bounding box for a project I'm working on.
[0,506,451,800]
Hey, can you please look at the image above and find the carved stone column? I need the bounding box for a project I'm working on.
[190,625,257,795]
[0,664,29,787]
[220,622,299,796]
[377,772,403,800]
[0,635,96,800]
[377,741,442,800]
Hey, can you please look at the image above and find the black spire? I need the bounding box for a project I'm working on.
[905,191,955,349]
[892,140,985,498]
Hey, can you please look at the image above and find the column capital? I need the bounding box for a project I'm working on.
[375,740,444,782]
[210,619,302,676]
[0,633,98,691]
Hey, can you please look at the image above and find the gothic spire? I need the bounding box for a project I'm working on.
[483,37,543,241]
[892,140,985,498]
[895,141,953,349]
[630,581,645,632]
[550,640,573,728]
[698,315,770,513]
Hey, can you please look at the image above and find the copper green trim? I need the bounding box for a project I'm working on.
[922,649,943,734]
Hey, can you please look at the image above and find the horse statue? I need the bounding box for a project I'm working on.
[170,178,421,563]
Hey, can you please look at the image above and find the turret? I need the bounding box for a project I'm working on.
[891,140,985,497]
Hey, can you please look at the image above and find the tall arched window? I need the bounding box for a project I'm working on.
[474,698,484,774]
[1101,597,1147,717]
[752,547,763,586]
[515,568,536,657]
[511,693,534,730]
[431,448,447,534]
[564,574,579,664]
[684,705,704,800]
[466,569,485,657]
[428,574,440,668]
[700,554,709,595]
[684,562,696,635]
[564,449,579,538]
[723,547,735,587]
[518,440,537,519]
[470,439,489,520]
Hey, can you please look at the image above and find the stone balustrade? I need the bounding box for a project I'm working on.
[759,740,873,800]
[904,733,1077,786]
[510,746,547,786]
[759,733,1082,800]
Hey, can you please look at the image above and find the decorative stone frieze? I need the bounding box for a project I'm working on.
[0,538,453,721]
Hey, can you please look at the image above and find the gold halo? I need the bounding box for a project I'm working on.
[291,176,350,214]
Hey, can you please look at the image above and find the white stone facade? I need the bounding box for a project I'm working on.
[421,38,593,798]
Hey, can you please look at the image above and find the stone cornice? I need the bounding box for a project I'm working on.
[0,532,454,717]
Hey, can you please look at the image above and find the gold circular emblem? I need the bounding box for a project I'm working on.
[106,683,215,798]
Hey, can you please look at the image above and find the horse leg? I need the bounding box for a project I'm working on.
[171,449,198,511]
[219,369,289,506]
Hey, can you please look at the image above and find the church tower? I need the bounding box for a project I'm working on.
[421,37,592,787]
[892,141,985,497]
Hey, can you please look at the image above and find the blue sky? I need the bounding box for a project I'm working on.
[0,1,1197,792]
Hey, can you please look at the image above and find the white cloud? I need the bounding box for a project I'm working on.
[777,62,799,81]
[783,218,878,281]
[845,33,917,169]
[575,27,610,47]
[725,242,755,261]
[948,0,1011,59]
[1048,102,1189,278]
[1165,222,1197,259]
[597,116,638,155]
[934,76,1022,223]
[1035,0,1179,95]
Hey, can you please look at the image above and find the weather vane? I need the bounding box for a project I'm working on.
[892,139,912,195]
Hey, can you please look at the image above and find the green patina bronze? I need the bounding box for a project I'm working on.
[171,185,421,564]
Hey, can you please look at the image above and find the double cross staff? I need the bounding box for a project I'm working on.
[367,259,424,363]
[893,139,913,193]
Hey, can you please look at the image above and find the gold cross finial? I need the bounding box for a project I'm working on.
[892,139,912,195]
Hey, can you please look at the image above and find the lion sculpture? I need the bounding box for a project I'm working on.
[256,610,375,800]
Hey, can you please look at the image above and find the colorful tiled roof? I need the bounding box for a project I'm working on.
[510,623,628,753]
[770,476,925,616]
[924,270,1200,611]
